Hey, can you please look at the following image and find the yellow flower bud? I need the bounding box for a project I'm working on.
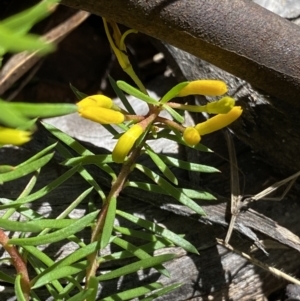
[112,124,144,163]
[173,96,235,114]
[195,106,242,135]
[205,97,235,114]
[177,80,228,97]
[77,95,113,109]
[183,127,201,146]
[78,107,124,124]
[0,127,31,146]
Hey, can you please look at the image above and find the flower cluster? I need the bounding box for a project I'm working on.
[77,80,243,163]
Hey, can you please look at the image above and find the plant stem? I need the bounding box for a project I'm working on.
[156,116,185,132]
[86,144,143,283]
[0,229,30,300]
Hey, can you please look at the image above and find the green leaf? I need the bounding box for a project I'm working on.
[43,122,116,179]
[44,122,92,155]
[23,245,66,294]
[29,242,99,286]
[0,165,80,209]
[0,270,14,284]
[162,103,184,123]
[140,283,182,301]
[112,237,169,277]
[116,81,159,105]
[70,83,88,100]
[31,262,87,289]
[145,145,178,185]
[160,82,188,104]
[2,0,58,35]
[67,288,95,301]
[49,242,98,269]
[100,197,117,249]
[99,282,163,301]
[8,102,77,118]
[38,187,94,235]
[0,218,78,232]
[1,168,41,220]
[0,153,53,184]
[9,210,99,246]
[23,246,55,268]
[17,142,57,168]
[97,253,175,281]
[62,155,114,167]
[135,164,206,216]
[126,181,216,200]
[15,274,27,301]
[157,154,219,173]
[108,75,135,114]
[0,165,14,173]
[101,239,175,262]
[0,24,54,54]
[85,276,99,301]
[179,188,216,200]
[117,210,199,254]
[0,99,30,128]
[53,273,84,299]
[114,226,160,242]
[54,142,106,201]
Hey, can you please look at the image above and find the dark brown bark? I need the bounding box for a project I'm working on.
[60,0,300,107]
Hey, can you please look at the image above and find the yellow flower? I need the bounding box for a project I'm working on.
[177,80,228,97]
[77,95,124,125]
[195,106,242,135]
[78,107,125,124]
[183,127,201,146]
[77,95,113,109]
[0,127,31,146]
[112,124,144,163]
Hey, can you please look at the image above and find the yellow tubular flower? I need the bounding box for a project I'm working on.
[77,95,113,109]
[195,106,243,135]
[177,80,228,97]
[183,127,201,146]
[112,124,144,163]
[0,127,31,146]
[78,107,124,124]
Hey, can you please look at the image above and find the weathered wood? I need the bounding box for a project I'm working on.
[60,0,300,107]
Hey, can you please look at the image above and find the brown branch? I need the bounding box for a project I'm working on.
[0,229,30,300]
[60,0,300,106]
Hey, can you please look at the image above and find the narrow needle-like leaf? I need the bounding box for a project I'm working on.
[117,210,199,254]
[134,164,206,216]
